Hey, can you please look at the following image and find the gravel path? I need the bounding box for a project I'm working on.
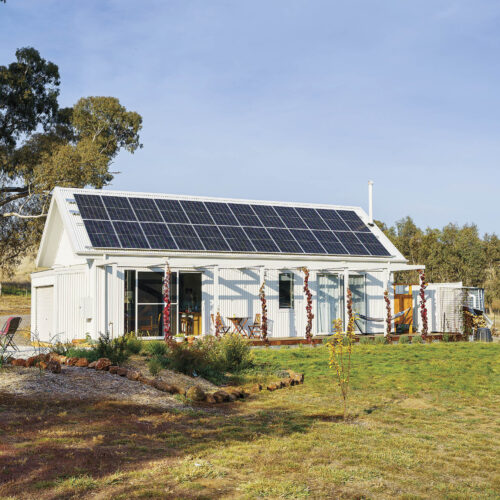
[0,365,186,410]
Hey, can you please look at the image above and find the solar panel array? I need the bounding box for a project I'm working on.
[74,193,391,257]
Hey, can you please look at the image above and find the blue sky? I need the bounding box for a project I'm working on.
[2,1,499,234]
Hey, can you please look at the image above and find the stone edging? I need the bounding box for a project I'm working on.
[6,354,305,404]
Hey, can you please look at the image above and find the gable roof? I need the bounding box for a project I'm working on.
[36,186,407,265]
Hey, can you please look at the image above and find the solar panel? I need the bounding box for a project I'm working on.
[228,204,262,227]
[333,231,369,255]
[193,225,230,252]
[312,230,349,255]
[243,227,280,252]
[354,232,391,256]
[102,196,137,221]
[294,208,329,230]
[74,193,392,256]
[267,228,303,253]
[336,210,370,232]
[315,209,351,231]
[112,221,149,248]
[167,223,205,250]
[84,219,120,247]
[220,226,256,252]
[290,229,326,254]
[180,200,215,225]
[129,197,163,222]
[155,199,190,224]
[251,205,286,228]
[205,202,239,226]
[274,206,308,229]
[141,222,177,249]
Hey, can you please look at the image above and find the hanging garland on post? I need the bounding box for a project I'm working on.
[302,267,314,343]
[259,277,268,344]
[418,269,428,340]
[214,312,223,338]
[346,288,354,336]
[384,289,392,338]
[163,263,172,341]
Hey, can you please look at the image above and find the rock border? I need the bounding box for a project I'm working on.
[6,355,305,404]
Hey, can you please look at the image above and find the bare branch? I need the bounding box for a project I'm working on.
[1,211,48,219]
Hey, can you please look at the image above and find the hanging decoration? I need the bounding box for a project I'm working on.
[346,288,355,335]
[418,269,428,339]
[384,289,392,337]
[163,263,172,341]
[302,267,314,343]
[259,277,268,343]
[215,312,223,338]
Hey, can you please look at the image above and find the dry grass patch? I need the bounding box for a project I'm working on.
[0,343,499,499]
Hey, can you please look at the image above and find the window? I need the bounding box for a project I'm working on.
[279,272,294,309]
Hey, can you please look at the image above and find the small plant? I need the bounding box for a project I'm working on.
[93,332,129,365]
[327,290,356,420]
[126,337,142,354]
[327,316,355,420]
[399,334,410,344]
[66,347,99,362]
[145,340,169,357]
[442,332,450,343]
[373,335,387,344]
[359,336,374,345]
[217,333,253,372]
[412,335,424,344]
[148,356,163,376]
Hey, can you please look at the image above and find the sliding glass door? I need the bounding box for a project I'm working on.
[349,275,366,333]
[317,274,344,334]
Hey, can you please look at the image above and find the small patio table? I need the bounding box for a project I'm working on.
[228,317,248,336]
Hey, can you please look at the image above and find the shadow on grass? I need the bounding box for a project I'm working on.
[0,391,316,497]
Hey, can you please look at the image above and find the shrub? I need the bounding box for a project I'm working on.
[145,340,168,357]
[359,336,374,345]
[442,333,450,342]
[412,335,424,344]
[126,337,143,354]
[52,342,71,355]
[217,334,253,372]
[373,335,387,344]
[93,332,129,365]
[148,356,163,376]
[399,335,410,344]
[65,347,99,363]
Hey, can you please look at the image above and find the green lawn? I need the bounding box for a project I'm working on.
[1,342,499,499]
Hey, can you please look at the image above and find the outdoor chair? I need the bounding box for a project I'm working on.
[0,316,22,352]
[211,313,231,335]
[248,313,262,338]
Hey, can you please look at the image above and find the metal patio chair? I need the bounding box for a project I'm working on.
[0,316,22,352]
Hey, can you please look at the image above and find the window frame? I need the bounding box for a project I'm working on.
[278,271,295,309]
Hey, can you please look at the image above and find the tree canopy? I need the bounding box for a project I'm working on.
[0,47,142,274]
[377,217,500,306]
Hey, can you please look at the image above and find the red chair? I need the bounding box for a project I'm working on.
[0,316,22,352]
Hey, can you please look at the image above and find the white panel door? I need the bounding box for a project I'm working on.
[36,286,54,342]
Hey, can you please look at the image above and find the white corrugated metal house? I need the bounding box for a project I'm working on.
[31,187,422,343]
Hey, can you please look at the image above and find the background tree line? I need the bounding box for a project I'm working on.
[376,217,500,308]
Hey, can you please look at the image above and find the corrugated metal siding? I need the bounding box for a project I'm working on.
[217,268,261,331]
[56,270,86,342]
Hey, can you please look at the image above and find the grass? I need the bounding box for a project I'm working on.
[0,342,499,498]
[0,294,31,316]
